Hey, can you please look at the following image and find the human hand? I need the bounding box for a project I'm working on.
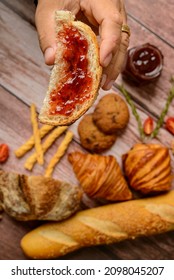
[35,0,80,65]
[79,0,130,89]
[35,0,130,90]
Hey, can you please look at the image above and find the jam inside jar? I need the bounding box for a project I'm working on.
[49,25,92,116]
[122,43,163,84]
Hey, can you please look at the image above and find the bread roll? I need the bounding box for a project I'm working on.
[21,190,174,259]
[39,11,102,126]
[0,170,82,221]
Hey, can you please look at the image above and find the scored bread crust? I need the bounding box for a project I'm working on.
[39,11,102,126]
[21,190,174,259]
[0,170,82,221]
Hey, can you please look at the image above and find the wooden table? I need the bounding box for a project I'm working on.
[0,0,174,260]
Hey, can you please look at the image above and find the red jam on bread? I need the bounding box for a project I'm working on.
[49,26,92,116]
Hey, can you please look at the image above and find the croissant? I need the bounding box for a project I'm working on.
[68,152,132,201]
[0,170,82,221]
[122,143,172,194]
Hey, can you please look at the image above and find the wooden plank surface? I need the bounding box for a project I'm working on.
[125,0,174,47]
[1,0,35,24]
[0,0,174,260]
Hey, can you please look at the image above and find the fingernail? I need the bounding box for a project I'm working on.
[44,47,54,65]
[105,80,115,90]
[101,74,107,87]
[103,53,112,67]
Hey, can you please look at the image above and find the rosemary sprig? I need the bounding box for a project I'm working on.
[118,84,146,140]
[118,79,174,141]
[150,84,174,138]
[170,75,174,83]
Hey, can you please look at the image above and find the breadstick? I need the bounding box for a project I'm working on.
[45,131,73,177]
[21,191,174,259]
[24,126,68,171]
[14,125,53,158]
[30,104,44,165]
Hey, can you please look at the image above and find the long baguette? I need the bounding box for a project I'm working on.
[21,191,174,259]
[39,11,102,126]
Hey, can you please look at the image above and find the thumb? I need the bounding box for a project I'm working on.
[35,1,80,66]
[35,4,57,65]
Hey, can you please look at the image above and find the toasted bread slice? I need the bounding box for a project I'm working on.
[39,11,102,126]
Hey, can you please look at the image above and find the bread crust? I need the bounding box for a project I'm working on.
[39,11,102,126]
[21,191,174,259]
[0,170,82,221]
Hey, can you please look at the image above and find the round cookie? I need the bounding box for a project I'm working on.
[78,114,117,153]
[93,93,130,134]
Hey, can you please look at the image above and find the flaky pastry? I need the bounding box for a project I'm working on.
[122,143,172,194]
[68,152,132,201]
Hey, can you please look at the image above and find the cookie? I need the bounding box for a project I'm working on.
[78,114,117,153]
[93,93,129,134]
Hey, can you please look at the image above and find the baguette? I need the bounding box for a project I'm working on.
[21,190,174,259]
[39,11,102,126]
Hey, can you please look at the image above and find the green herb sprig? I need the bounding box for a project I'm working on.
[150,85,174,138]
[118,84,146,140]
[118,78,174,141]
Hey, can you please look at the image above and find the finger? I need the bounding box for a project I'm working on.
[76,11,99,34]
[35,1,58,65]
[99,13,122,67]
[102,0,129,90]
[102,32,130,90]
[80,0,123,67]
[35,0,80,65]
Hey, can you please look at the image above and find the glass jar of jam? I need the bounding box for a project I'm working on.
[122,43,163,85]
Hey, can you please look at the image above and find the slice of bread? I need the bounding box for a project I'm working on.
[39,11,102,126]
